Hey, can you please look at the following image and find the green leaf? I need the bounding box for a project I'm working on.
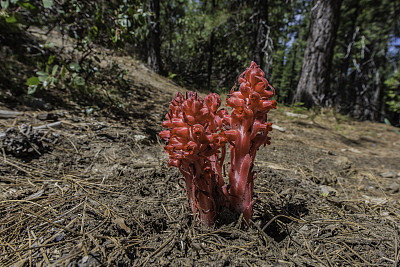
[5,14,17,23]
[69,62,81,72]
[18,2,35,10]
[60,65,66,78]
[42,0,53,9]
[168,72,177,79]
[26,77,40,86]
[384,118,391,126]
[47,54,55,65]
[1,0,9,10]
[38,74,49,82]
[27,85,38,95]
[36,71,48,76]
[74,76,85,86]
[92,26,98,35]
[52,65,59,76]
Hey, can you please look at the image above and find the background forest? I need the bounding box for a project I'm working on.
[0,0,399,125]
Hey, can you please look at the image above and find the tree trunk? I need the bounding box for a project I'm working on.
[253,0,269,70]
[293,0,342,107]
[371,70,382,121]
[336,1,359,112]
[146,0,163,74]
[206,0,216,92]
[288,42,298,102]
[207,30,215,92]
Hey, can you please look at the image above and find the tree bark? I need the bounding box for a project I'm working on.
[253,0,268,70]
[293,0,342,107]
[336,1,359,112]
[146,0,163,74]
[287,42,298,102]
[206,0,216,92]
[207,30,215,92]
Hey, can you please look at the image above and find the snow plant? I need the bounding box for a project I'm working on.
[160,61,277,225]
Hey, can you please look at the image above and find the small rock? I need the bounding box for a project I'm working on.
[81,255,89,264]
[133,134,146,141]
[299,225,309,233]
[385,182,399,193]
[320,185,337,196]
[285,111,308,119]
[380,171,397,178]
[85,107,94,115]
[334,156,351,169]
[37,112,49,120]
[55,232,65,242]
[348,147,361,153]
[272,124,285,132]
[37,112,58,121]
[363,195,387,205]
[341,147,361,153]
[192,242,202,251]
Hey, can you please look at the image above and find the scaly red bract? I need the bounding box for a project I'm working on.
[224,61,276,223]
[160,91,227,225]
[160,61,276,225]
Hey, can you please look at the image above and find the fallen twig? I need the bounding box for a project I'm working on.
[0,110,23,119]
[33,121,62,130]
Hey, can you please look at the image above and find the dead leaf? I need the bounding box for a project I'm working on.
[113,216,131,233]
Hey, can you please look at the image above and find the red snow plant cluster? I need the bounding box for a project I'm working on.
[160,61,277,225]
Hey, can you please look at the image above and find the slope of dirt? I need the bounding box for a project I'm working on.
[1,31,400,266]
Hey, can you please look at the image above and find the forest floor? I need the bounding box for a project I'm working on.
[1,30,400,266]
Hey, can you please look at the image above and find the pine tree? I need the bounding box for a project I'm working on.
[146,0,163,73]
[293,0,342,107]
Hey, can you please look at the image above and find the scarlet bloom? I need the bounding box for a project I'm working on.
[225,61,276,222]
[160,61,276,225]
[160,91,226,225]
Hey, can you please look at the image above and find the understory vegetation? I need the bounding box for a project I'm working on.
[1,0,399,124]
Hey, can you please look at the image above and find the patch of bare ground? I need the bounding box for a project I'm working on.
[1,30,400,266]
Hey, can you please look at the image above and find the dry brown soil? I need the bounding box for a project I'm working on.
[1,39,400,266]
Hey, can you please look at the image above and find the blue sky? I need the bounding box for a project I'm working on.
[389,37,400,55]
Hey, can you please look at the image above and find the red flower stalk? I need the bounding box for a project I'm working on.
[224,61,276,222]
[160,92,227,225]
[160,61,276,225]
